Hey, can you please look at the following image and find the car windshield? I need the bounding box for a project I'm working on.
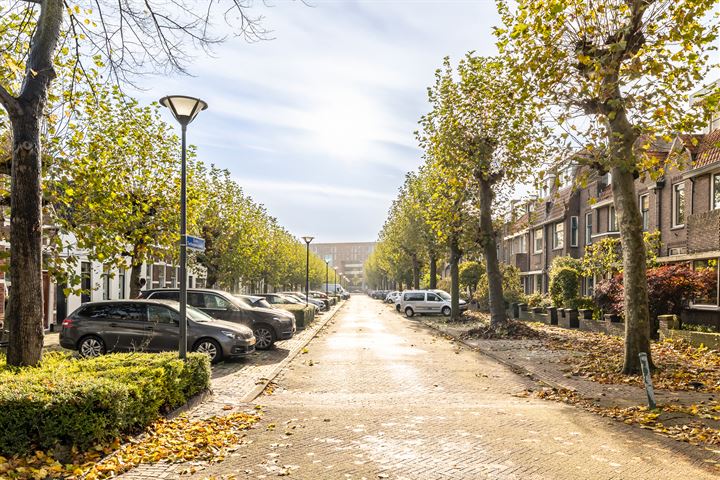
[252,298,274,309]
[186,305,214,322]
[434,290,451,300]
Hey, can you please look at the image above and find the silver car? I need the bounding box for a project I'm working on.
[400,290,467,317]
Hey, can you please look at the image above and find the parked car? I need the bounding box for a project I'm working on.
[257,293,303,306]
[141,288,295,350]
[399,290,468,317]
[281,292,326,311]
[385,291,401,304]
[59,299,256,363]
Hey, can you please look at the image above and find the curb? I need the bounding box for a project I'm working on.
[240,300,347,402]
[410,312,576,393]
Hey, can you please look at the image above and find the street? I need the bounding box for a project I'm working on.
[187,296,715,479]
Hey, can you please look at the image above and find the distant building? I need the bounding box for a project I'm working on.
[310,242,376,288]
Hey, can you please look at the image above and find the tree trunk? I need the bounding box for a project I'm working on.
[412,255,420,289]
[4,0,64,366]
[429,253,437,289]
[613,165,653,374]
[129,262,143,299]
[449,236,461,321]
[477,176,506,326]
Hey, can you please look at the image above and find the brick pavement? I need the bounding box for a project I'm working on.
[116,302,346,479]
[179,295,718,480]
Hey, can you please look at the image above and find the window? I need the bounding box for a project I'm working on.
[640,194,650,231]
[534,274,543,293]
[673,182,685,227]
[570,216,578,247]
[534,228,543,253]
[403,292,424,302]
[149,291,180,301]
[426,293,442,302]
[584,276,595,297]
[552,222,564,250]
[585,212,593,245]
[148,305,179,324]
[668,247,687,256]
[692,259,718,306]
[713,174,720,210]
[513,235,526,254]
[102,266,111,300]
[519,235,526,254]
[609,206,618,232]
[81,262,92,303]
[81,303,144,321]
[118,268,126,299]
[203,294,232,310]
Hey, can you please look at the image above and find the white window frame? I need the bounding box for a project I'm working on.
[672,182,685,228]
[609,206,617,232]
[553,221,565,250]
[519,234,526,254]
[712,173,720,211]
[534,228,543,254]
[585,212,593,245]
[639,194,650,231]
[570,216,578,247]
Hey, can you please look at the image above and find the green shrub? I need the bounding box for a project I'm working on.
[277,304,315,329]
[0,352,210,456]
[549,266,580,307]
[474,263,524,311]
[526,293,551,308]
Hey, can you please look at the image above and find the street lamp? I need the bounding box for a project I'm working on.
[334,267,338,292]
[160,95,208,360]
[325,260,329,296]
[302,236,314,305]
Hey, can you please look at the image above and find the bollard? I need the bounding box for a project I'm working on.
[638,352,657,410]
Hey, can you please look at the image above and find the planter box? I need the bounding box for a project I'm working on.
[662,329,720,350]
[578,309,593,320]
[604,313,622,323]
[567,309,579,328]
[658,314,680,331]
[547,307,558,325]
[531,307,544,314]
[511,302,520,319]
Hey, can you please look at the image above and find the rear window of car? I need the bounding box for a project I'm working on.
[79,303,145,321]
[148,291,179,301]
[403,293,425,302]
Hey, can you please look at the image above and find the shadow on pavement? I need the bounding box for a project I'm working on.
[211,346,291,379]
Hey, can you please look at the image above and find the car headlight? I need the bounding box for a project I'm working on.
[221,330,246,339]
[273,316,291,323]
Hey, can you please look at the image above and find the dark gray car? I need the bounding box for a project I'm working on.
[59,299,256,363]
[141,288,296,350]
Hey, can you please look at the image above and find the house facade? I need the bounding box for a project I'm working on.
[499,113,720,327]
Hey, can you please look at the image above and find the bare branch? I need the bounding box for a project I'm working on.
[0,85,20,116]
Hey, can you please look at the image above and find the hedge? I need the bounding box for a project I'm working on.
[0,351,210,456]
[277,304,316,329]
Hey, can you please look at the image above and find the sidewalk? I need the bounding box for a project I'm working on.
[110,301,347,479]
[411,308,720,461]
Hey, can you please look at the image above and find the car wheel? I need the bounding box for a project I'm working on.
[442,306,451,317]
[253,324,276,350]
[79,335,106,358]
[405,307,414,318]
[193,338,223,364]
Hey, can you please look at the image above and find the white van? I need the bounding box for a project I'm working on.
[400,290,467,317]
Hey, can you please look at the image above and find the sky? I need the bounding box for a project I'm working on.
[131,0,501,243]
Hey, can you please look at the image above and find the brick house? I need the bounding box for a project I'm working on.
[499,112,720,327]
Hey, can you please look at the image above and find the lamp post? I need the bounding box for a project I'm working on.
[325,260,329,296]
[160,95,207,360]
[302,236,314,305]
[334,267,338,293]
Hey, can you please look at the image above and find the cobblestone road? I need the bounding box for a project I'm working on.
[186,296,715,480]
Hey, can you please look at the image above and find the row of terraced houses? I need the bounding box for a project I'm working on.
[498,110,720,328]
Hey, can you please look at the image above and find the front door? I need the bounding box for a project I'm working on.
[425,292,443,313]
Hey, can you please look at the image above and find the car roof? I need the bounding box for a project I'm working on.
[145,288,229,295]
[80,299,180,308]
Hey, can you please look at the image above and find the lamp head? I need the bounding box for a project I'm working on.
[159,95,208,126]
[302,236,314,244]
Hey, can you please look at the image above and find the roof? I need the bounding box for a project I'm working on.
[694,128,720,169]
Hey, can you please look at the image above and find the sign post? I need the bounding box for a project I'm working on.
[638,352,656,410]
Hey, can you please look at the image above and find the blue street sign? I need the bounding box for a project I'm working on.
[185,235,206,251]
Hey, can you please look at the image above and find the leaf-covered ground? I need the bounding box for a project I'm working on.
[421,309,720,456]
[0,410,261,479]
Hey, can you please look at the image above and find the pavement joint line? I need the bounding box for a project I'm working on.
[240,300,347,403]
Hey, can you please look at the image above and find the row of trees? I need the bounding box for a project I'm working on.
[0,1,326,366]
[368,0,719,374]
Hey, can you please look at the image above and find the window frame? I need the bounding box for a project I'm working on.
[712,173,720,211]
[570,216,578,247]
[585,212,593,245]
[639,193,650,231]
[552,221,565,250]
[672,182,686,228]
[533,227,543,254]
[609,206,618,232]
